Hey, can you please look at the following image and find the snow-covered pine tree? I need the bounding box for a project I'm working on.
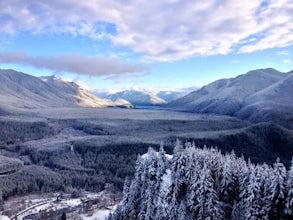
[258,163,274,219]
[173,138,184,154]
[244,165,270,219]
[178,200,188,220]
[205,147,223,194]
[155,169,173,219]
[169,147,188,219]
[285,159,293,216]
[231,201,245,220]
[186,149,202,218]
[154,143,170,219]
[269,158,287,219]
[138,147,158,219]
[220,154,236,202]
[195,162,224,219]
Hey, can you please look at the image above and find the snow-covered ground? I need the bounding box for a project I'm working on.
[0,215,10,220]
[81,205,117,220]
[2,190,121,220]
[14,199,114,220]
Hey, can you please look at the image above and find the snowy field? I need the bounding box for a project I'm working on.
[2,190,120,219]
[25,107,250,145]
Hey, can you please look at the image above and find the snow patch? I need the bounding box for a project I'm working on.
[141,152,173,160]
[161,169,172,192]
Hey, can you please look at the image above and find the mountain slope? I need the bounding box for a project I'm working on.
[168,68,292,126]
[0,69,132,111]
[237,74,293,125]
[245,73,292,105]
[106,90,167,106]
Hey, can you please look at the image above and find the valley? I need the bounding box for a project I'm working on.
[0,68,292,218]
[0,108,292,200]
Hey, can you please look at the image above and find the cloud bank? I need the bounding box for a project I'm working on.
[0,52,147,75]
[0,0,292,61]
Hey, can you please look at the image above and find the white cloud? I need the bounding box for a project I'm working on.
[103,72,149,83]
[283,59,291,64]
[0,52,147,76]
[276,50,290,56]
[0,0,292,61]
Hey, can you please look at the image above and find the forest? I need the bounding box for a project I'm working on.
[0,109,292,204]
[110,141,293,220]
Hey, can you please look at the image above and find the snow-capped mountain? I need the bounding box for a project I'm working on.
[93,88,195,106]
[105,90,167,106]
[157,90,188,102]
[0,69,132,112]
[168,68,293,125]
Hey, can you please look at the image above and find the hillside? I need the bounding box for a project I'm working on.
[0,155,23,175]
[237,74,293,126]
[167,68,293,127]
[185,122,293,166]
[0,69,132,112]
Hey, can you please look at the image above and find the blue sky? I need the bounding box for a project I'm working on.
[0,0,292,91]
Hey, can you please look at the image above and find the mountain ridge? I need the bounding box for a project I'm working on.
[167,68,293,127]
[0,69,132,112]
[93,87,195,106]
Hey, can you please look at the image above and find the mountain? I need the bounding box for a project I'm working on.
[106,90,167,106]
[156,90,187,102]
[168,68,293,127]
[0,69,132,112]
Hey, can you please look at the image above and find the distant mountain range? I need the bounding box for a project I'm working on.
[0,69,132,113]
[105,90,167,106]
[167,68,293,127]
[93,88,194,106]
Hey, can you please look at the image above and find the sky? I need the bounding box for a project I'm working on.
[0,0,292,92]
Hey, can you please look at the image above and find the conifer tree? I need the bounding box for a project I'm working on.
[195,163,223,219]
[285,159,293,215]
[155,169,173,219]
[231,201,245,220]
[178,200,187,220]
[221,157,235,202]
[270,158,287,218]
[186,153,201,218]
[244,165,269,219]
